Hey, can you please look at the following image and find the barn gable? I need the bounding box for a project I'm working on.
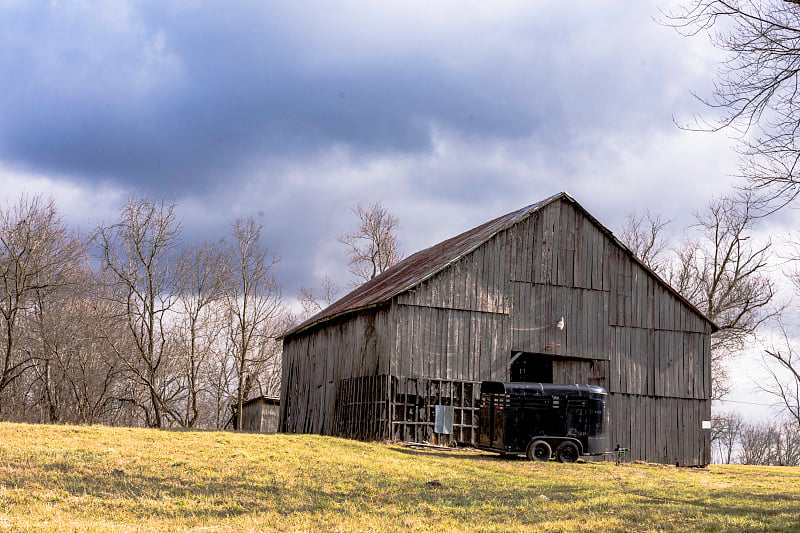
[284,192,713,339]
[280,192,715,465]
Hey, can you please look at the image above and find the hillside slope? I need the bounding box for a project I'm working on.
[0,422,798,532]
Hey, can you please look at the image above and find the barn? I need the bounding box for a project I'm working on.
[279,192,716,466]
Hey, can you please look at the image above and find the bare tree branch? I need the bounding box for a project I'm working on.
[0,195,83,416]
[297,276,342,320]
[761,319,800,426]
[618,210,672,274]
[223,218,284,430]
[665,0,800,209]
[93,196,182,428]
[337,202,402,283]
[174,241,227,427]
[668,194,778,362]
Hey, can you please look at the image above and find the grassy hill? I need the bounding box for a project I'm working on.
[0,423,798,532]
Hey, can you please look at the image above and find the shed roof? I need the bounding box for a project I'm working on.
[282,192,718,339]
[243,396,280,407]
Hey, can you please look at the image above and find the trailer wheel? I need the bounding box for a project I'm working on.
[527,440,552,462]
[556,441,580,463]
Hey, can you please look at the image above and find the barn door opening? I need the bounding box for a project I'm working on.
[510,352,554,383]
[511,353,604,386]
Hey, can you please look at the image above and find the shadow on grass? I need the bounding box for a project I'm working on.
[388,446,526,462]
[17,460,585,521]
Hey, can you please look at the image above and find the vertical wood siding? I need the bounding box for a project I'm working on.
[280,308,391,435]
[510,282,609,359]
[391,304,509,382]
[607,393,711,465]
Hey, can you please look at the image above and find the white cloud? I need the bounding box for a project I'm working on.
[0,164,125,232]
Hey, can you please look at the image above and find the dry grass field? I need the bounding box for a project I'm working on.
[0,422,798,532]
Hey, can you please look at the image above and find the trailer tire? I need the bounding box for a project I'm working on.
[527,440,552,462]
[556,441,580,463]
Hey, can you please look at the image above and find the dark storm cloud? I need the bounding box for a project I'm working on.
[0,0,724,297]
[0,1,680,195]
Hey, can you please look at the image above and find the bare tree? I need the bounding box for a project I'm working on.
[711,410,744,464]
[762,320,800,427]
[618,210,671,274]
[666,1,800,208]
[774,421,800,465]
[93,196,182,428]
[208,330,238,429]
[668,194,777,398]
[738,422,777,465]
[28,254,92,423]
[337,202,402,283]
[0,195,83,417]
[738,419,800,466]
[31,268,124,425]
[174,241,226,427]
[297,276,342,319]
[223,218,284,429]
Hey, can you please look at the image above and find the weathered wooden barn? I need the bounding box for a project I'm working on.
[279,192,716,466]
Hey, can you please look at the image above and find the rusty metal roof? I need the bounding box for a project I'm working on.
[282,192,717,339]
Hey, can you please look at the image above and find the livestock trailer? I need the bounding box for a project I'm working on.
[477,381,609,462]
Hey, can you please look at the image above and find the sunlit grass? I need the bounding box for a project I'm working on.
[0,422,799,531]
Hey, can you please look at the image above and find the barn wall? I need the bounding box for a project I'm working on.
[508,197,610,291]
[389,303,510,382]
[280,307,392,436]
[608,327,711,399]
[607,394,711,466]
[510,283,609,359]
[501,199,711,465]
[395,222,511,315]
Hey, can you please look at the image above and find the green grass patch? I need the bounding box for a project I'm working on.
[0,422,798,531]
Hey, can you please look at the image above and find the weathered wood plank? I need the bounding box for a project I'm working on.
[508,225,519,281]
[523,221,533,283]
[609,326,619,392]
[540,204,554,284]
[530,212,542,284]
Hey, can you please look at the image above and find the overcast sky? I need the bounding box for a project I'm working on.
[0,0,787,421]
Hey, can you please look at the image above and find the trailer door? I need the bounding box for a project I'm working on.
[479,393,505,448]
[566,399,588,438]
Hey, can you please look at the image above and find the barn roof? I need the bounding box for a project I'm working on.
[282,192,718,339]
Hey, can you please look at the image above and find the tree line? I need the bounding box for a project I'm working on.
[0,195,401,430]
[0,195,289,429]
[713,411,800,466]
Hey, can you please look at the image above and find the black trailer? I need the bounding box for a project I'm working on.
[477,381,609,462]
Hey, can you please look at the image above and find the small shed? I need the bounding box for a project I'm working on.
[279,192,716,465]
[240,396,280,433]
